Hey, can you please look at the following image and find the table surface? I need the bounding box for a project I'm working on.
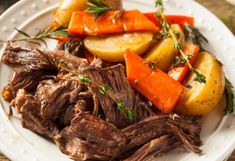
[0,0,235,161]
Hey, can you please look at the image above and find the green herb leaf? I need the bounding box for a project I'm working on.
[161,19,170,33]
[15,28,31,38]
[192,68,206,84]
[98,85,110,96]
[173,30,180,38]
[224,78,234,115]
[174,42,181,50]
[155,0,163,8]
[85,0,112,19]
[11,26,73,47]
[79,75,92,84]
[126,109,136,122]
[117,102,125,111]
[163,32,171,39]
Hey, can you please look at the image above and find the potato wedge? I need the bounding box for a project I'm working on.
[55,0,123,26]
[145,24,184,72]
[55,0,89,26]
[84,32,153,62]
[175,52,225,116]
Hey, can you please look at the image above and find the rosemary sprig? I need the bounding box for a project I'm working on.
[184,23,208,51]
[155,0,206,84]
[85,0,112,19]
[58,62,136,121]
[85,0,125,22]
[224,78,234,115]
[0,26,72,47]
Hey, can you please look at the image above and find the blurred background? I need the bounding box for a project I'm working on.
[1,0,234,34]
[0,0,234,161]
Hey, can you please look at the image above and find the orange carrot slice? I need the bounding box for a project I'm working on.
[68,10,159,35]
[125,50,183,113]
[144,13,194,29]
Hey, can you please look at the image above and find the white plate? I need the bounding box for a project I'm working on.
[0,0,235,161]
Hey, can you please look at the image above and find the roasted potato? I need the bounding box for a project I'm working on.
[175,52,225,116]
[55,0,89,26]
[55,0,123,26]
[84,32,153,62]
[145,24,184,72]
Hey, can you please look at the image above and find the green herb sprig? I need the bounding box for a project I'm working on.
[155,0,206,84]
[58,62,136,121]
[85,0,125,21]
[173,55,192,67]
[85,0,112,19]
[0,26,72,47]
[224,78,234,115]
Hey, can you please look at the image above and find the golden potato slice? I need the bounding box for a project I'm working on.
[84,32,153,62]
[145,24,184,72]
[175,52,225,116]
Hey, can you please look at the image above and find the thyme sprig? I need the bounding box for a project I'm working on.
[85,0,112,19]
[184,23,208,51]
[0,26,72,47]
[58,62,136,121]
[155,0,206,84]
[173,55,192,67]
[224,78,234,115]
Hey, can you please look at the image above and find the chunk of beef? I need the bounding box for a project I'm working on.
[84,64,153,129]
[121,115,201,153]
[1,44,54,70]
[1,43,89,71]
[9,67,56,97]
[35,79,85,120]
[54,112,126,161]
[15,89,59,139]
[124,135,180,161]
[42,50,88,71]
[59,91,94,126]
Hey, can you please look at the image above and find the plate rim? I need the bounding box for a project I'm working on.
[0,0,235,161]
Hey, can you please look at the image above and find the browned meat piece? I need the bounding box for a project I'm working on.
[1,43,89,71]
[122,115,201,153]
[9,67,56,97]
[60,98,94,126]
[84,64,154,129]
[43,49,88,71]
[124,135,180,161]
[15,89,59,139]
[35,79,85,120]
[1,44,55,70]
[54,112,127,161]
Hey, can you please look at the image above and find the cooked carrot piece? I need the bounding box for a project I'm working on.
[68,10,159,36]
[96,11,123,35]
[168,44,200,82]
[125,50,183,113]
[144,13,194,29]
